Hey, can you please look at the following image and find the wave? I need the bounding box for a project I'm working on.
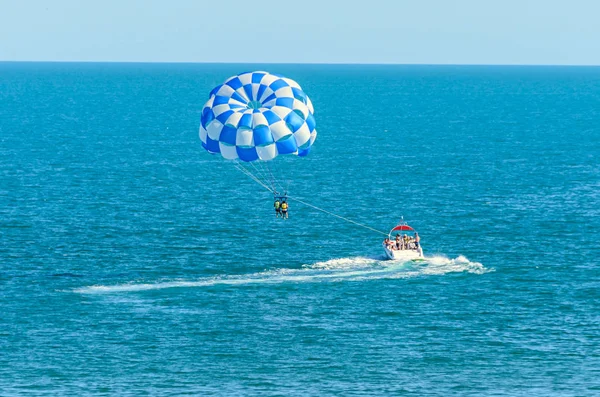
[73,254,491,294]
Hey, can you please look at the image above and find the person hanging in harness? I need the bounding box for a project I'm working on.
[280,199,289,219]
[274,197,281,218]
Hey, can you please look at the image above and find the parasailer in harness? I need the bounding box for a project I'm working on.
[280,199,289,219]
[274,197,281,217]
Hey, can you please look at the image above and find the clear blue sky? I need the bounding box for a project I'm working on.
[1,0,599,65]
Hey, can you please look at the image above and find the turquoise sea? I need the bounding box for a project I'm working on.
[1,63,599,396]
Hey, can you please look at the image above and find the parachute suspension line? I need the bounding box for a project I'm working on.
[286,195,389,236]
[264,161,281,194]
[282,165,291,194]
[269,159,287,195]
[236,161,265,188]
[249,161,274,192]
[235,164,273,193]
[232,161,255,183]
[258,161,278,194]
[242,160,276,194]
[233,162,274,193]
[264,161,279,193]
[249,159,281,196]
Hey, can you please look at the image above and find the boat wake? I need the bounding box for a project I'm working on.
[73,255,491,294]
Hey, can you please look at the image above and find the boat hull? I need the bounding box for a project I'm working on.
[383,243,424,261]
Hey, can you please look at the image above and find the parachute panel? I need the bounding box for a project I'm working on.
[257,144,277,161]
[220,143,239,160]
[236,129,253,147]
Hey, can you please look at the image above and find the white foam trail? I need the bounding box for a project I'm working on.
[308,255,384,270]
[73,255,492,294]
[419,255,489,275]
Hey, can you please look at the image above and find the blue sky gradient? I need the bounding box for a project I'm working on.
[1,0,598,64]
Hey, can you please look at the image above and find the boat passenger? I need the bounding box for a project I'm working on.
[395,234,401,250]
[414,232,420,248]
[384,238,394,250]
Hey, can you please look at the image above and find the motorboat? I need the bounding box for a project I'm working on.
[382,220,424,260]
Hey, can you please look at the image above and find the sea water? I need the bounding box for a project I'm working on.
[1,63,599,395]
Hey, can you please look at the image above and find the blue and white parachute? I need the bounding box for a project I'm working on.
[199,71,317,162]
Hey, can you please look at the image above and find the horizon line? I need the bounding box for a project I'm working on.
[1,60,600,67]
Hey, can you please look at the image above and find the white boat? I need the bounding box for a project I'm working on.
[382,220,424,260]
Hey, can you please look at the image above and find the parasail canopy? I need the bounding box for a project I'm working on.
[199,71,317,162]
